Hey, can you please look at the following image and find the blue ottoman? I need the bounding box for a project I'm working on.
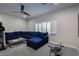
[27,37,48,50]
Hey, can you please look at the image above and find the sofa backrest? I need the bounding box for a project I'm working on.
[5,31,48,40]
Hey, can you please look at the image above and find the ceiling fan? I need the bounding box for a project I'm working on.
[11,4,30,16]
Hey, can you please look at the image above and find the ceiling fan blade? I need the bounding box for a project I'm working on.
[9,4,31,16]
[23,12,30,16]
[20,4,24,11]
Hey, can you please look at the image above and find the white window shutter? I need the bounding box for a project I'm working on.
[51,20,57,35]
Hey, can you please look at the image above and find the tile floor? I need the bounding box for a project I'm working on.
[0,43,78,56]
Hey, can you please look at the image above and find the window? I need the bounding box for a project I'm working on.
[38,24,42,32]
[35,24,39,32]
[47,22,51,33]
[42,22,47,32]
[35,20,57,34]
[35,22,51,33]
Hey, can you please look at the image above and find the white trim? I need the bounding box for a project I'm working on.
[48,41,78,50]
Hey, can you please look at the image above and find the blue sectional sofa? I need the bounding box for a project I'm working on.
[5,31,48,50]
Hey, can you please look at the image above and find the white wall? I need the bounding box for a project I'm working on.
[27,5,78,48]
[77,4,79,41]
[0,13,28,32]
[0,4,77,49]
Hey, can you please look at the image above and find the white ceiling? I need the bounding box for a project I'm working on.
[0,3,77,19]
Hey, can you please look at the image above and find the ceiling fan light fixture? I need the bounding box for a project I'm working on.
[22,14,27,18]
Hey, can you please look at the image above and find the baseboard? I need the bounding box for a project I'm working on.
[48,41,78,50]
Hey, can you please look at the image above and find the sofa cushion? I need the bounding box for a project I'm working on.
[29,37,42,43]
